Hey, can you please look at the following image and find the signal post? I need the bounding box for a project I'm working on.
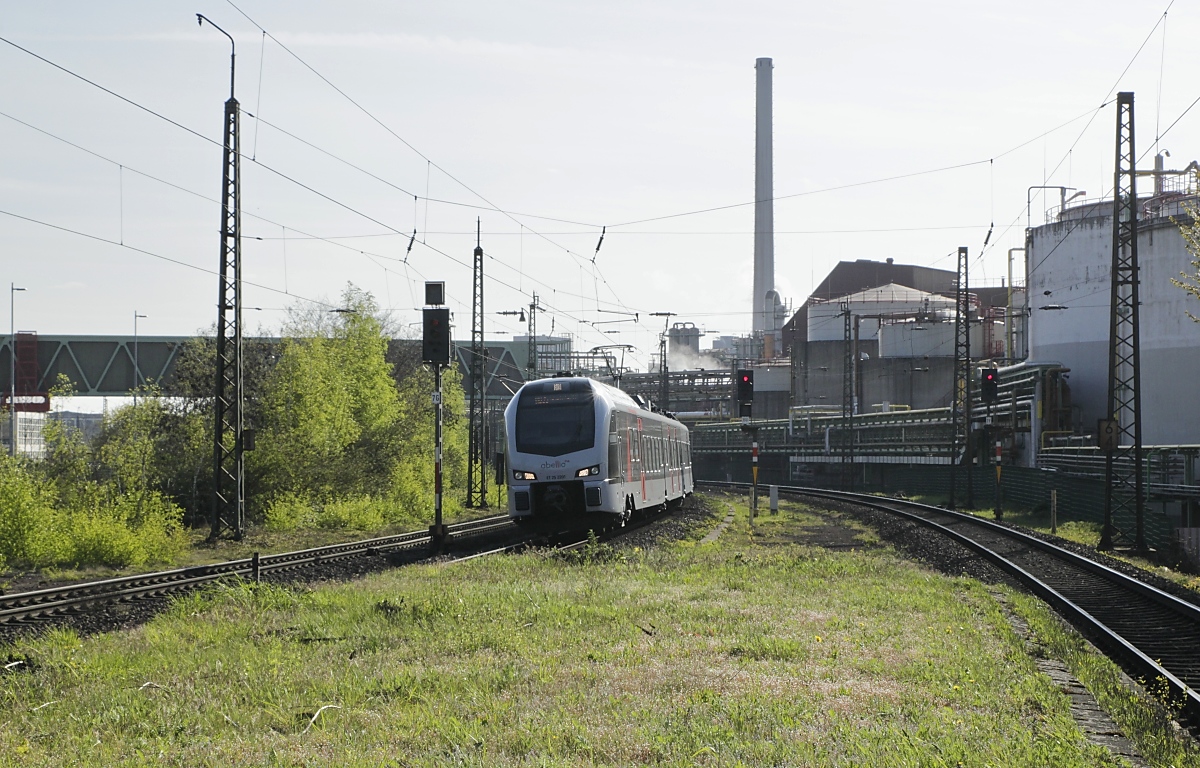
[423,282,451,553]
[981,368,1001,520]
[737,368,758,519]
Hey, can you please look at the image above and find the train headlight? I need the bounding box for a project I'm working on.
[575,465,600,477]
[513,470,537,481]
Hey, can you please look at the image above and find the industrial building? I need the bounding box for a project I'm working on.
[783,258,1018,415]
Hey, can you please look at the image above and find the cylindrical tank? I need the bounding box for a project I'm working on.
[1027,196,1200,444]
[668,322,701,357]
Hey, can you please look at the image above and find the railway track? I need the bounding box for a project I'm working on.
[0,514,514,629]
[0,500,676,634]
[700,480,1200,722]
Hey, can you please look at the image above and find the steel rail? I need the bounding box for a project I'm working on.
[698,480,1200,720]
[0,514,513,625]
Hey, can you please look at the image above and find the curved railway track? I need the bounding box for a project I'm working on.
[701,480,1200,722]
[0,514,514,628]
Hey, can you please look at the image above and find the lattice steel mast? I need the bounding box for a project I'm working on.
[200,15,245,541]
[466,220,488,508]
[527,292,539,380]
[1100,91,1146,552]
[950,246,971,509]
[650,312,676,411]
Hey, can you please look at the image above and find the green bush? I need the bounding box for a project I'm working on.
[0,449,187,570]
[0,456,69,567]
[65,510,145,569]
[313,496,386,531]
[0,285,475,573]
[55,492,186,570]
[263,492,313,531]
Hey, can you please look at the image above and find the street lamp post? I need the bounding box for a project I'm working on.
[9,284,25,457]
[133,311,147,402]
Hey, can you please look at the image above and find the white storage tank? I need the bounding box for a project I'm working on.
[1027,188,1200,444]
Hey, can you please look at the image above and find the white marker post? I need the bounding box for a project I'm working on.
[751,440,759,521]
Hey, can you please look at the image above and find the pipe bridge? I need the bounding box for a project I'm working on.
[0,335,193,396]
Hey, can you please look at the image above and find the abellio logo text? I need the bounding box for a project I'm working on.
[540,460,570,469]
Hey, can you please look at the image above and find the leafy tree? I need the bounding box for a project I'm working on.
[251,284,467,529]
[165,331,280,431]
[1174,200,1200,322]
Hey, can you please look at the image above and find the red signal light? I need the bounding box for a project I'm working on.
[981,367,999,403]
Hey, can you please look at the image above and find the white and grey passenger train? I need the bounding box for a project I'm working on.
[503,375,693,531]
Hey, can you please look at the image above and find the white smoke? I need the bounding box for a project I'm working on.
[668,346,725,371]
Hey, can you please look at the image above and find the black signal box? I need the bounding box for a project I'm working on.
[422,308,451,364]
[736,369,754,405]
[981,367,999,403]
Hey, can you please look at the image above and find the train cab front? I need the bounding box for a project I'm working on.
[509,461,619,531]
[505,378,619,532]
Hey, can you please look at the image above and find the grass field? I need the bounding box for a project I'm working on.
[0,494,1194,766]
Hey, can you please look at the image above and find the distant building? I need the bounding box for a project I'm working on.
[785,259,1012,413]
[1,412,47,458]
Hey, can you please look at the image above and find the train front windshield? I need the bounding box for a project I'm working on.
[515,383,595,457]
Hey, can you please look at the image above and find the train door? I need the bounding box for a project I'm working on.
[672,429,681,494]
[636,417,645,504]
[608,413,620,481]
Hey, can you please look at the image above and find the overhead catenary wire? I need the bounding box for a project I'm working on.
[976,0,1179,276]
[606,0,1173,269]
[0,109,630,362]
[1027,80,1200,284]
[0,202,577,352]
[221,0,633,318]
[0,40,640,350]
[248,224,993,239]
[0,28,1123,307]
[252,29,266,160]
[0,207,336,310]
[4,2,1193,360]
[225,0,1188,326]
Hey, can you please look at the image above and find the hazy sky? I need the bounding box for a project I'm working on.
[0,1,1194,371]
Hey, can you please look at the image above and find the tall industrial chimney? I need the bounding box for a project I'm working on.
[752,57,774,338]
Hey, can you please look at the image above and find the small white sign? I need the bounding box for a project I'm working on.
[431,391,442,405]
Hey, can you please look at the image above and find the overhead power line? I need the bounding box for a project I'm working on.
[0,37,637,344]
[0,207,334,309]
[221,0,632,315]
